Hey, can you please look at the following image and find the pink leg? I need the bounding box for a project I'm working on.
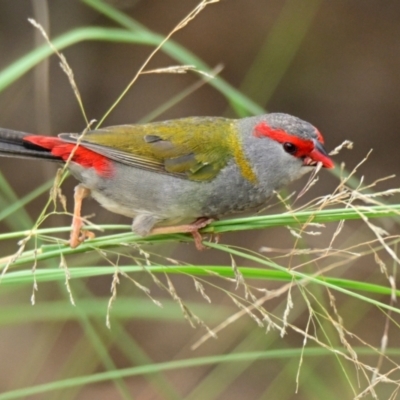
[150,217,214,250]
[69,185,94,248]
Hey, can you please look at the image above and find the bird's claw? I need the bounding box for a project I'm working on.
[70,227,95,248]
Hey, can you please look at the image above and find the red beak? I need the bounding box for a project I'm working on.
[304,140,334,169]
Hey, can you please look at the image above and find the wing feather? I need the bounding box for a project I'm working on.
[59,117,236,181]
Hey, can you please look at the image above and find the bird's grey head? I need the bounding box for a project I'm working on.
[264,113,321,141]
[235,112,334,195]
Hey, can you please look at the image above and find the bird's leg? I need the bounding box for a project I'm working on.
[150,217,214,250]
[69,184,94,248]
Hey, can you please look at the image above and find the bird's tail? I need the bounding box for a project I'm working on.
[0,128,61,162]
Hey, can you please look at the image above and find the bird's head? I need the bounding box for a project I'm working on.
[253,113,334,170]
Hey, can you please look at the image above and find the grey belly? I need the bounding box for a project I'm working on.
[68,161,272,223]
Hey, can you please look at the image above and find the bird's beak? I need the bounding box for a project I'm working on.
[303,140,334,169]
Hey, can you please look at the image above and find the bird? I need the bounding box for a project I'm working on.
[0,113,334,249]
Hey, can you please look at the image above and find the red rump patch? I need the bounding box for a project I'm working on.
[254,122,315,158]
[24,135,113,177]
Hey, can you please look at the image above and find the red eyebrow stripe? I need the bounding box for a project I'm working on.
[253,122,314,156]
[315,129,324,144]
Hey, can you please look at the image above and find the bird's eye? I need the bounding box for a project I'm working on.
[283,142,297,154]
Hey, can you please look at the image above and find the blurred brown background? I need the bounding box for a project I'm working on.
[0,0,399,399]
[1,1,399,222]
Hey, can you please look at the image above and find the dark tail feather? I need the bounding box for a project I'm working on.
[0,128,61,162]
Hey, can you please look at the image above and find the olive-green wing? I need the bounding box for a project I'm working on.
[59,117,237,181]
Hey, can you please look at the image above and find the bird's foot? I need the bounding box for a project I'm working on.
[150,217,214,250]
[69,184,94,248]
[187,217,215,250]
